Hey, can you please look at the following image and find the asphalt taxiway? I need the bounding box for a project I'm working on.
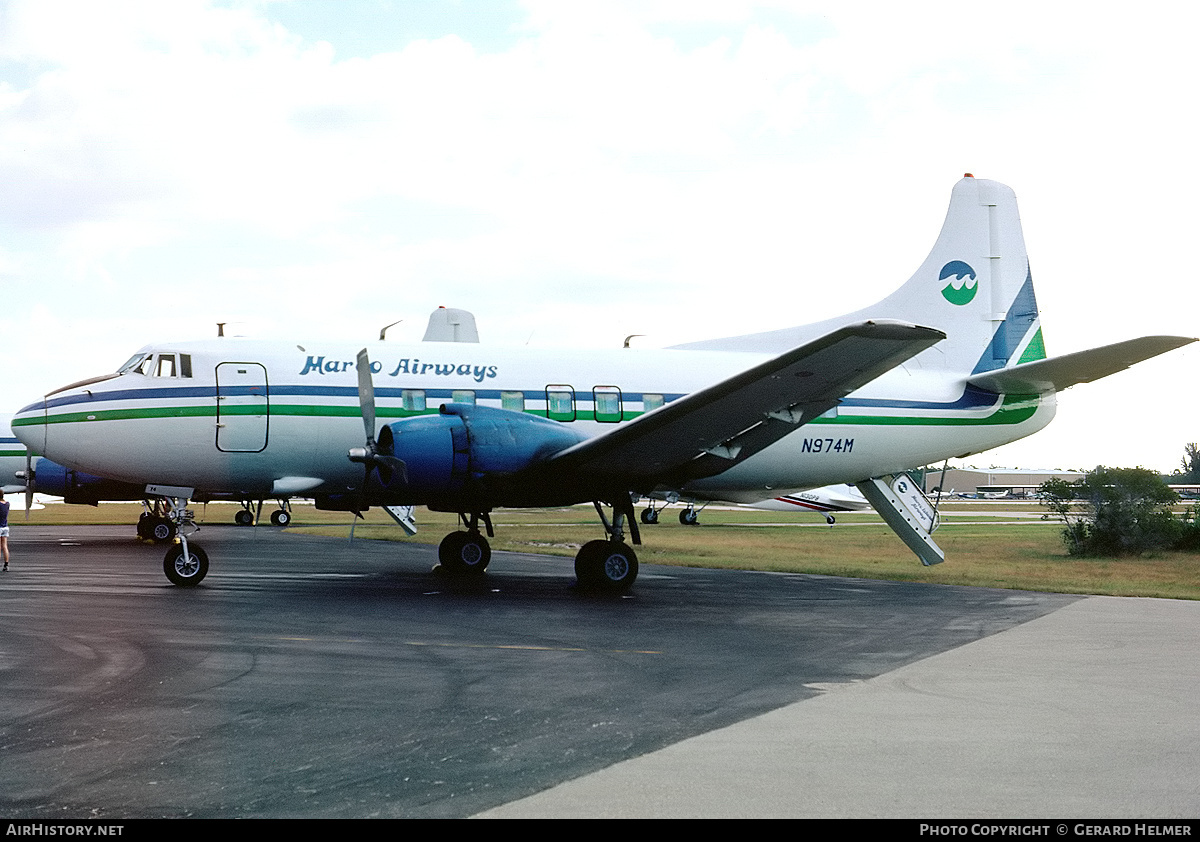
[0,525,1195,818]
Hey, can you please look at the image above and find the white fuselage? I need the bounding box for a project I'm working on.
[12,337,1055,505]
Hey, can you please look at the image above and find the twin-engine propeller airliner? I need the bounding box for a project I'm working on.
[12,176,1195,590]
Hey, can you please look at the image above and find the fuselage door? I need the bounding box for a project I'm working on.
[215,362,269,452]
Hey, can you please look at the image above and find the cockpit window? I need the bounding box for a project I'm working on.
[122,352,193,378]
[117,353,149,374]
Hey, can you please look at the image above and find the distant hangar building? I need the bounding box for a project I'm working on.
[924,468,1086,498]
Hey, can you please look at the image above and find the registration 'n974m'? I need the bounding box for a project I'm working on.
[801,438,854,454]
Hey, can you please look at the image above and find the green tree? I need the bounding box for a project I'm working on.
[1041,467,1181,556]
[1177,443,1200,483]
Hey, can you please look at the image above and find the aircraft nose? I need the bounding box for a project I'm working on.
[11,399,46,456]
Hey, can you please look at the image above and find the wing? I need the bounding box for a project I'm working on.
[548,320,945,486]
[967,336,1197,395]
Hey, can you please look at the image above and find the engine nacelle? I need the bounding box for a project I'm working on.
[380,403,590,507]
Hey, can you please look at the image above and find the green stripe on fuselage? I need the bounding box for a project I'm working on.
[23,392,1043,429]
[810,393,1041,426]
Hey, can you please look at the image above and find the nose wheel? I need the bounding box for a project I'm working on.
[164,542,209,586]
[154,494,208,586]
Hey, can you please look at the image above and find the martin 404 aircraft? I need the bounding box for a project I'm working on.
[12,176,1195,590]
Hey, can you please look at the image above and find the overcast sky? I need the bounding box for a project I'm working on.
[2,0,1196,473]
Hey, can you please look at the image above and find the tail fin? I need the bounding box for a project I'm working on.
[673,176,1046,375]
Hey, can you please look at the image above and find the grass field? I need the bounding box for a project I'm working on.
[17,499,1200,600]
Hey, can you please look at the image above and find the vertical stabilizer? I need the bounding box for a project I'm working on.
[673,177,1046,376]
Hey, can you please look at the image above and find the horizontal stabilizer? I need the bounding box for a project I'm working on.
[968,336,1196,395]
[855,475,945,566]
[550,321,945,484]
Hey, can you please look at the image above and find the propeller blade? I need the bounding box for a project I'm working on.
[347,357,408,490]
[24,455,33,520]
[374,455,408,488]
[375,425,408,486]
[356,348,376,446]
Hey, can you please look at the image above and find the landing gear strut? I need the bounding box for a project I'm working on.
[574,497,639,592]
[158,495,208,586]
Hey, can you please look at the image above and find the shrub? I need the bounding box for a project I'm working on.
[1040,467,1184,556]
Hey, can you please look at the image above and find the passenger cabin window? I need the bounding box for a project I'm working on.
[451,390,476,405]
[546,386,575,422]
[402,390,426,412]
[643,393,665,412]
[501,391,525,412]
[593,386,622,423]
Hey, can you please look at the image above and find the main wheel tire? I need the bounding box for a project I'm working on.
[575,540,638,592]
[234,510,254,526]
[640,508,659,525]
[270,509,291,527]
[151,517,177,542]
[137,514,153,540]
[679,509,699,526]
[438,531,491,575]
[164,543,209,586]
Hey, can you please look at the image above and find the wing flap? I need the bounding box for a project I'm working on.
[550,320,945,484]
[967,336,1196,395]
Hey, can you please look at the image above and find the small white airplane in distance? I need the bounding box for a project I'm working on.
[744,484,871,525]
[635,483,869,526]
[12,176,1196,590]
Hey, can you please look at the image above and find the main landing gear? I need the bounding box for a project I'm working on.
[435,498,640,592]
[574,498,639,592]
[437,512,494,575]
[234,499,293,526]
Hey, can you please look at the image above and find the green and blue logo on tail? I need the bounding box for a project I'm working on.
[939,261,978,305]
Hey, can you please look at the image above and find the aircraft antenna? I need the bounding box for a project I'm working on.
[378,319,403,341]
